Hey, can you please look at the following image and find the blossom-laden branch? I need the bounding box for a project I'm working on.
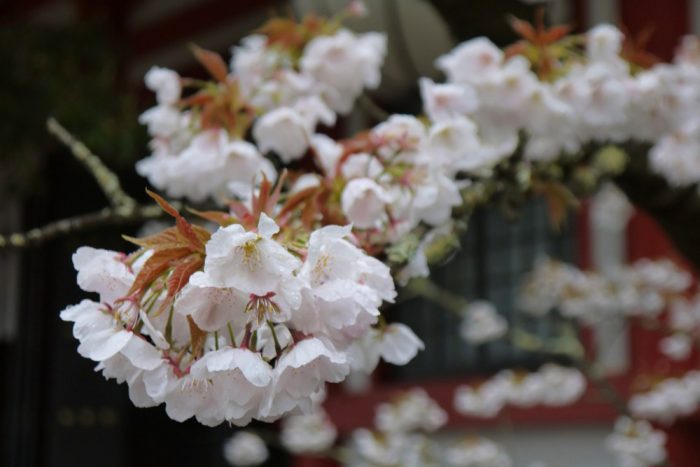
[46,117,137,213]
[0,118,173,249]
[0,203,174,249]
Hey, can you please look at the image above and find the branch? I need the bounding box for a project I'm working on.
[401,277,470,315]
[47,117,137,213]
[0,203,177,249]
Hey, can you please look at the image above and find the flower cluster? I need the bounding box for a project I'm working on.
[434,23,700,188]
[137,5,386,202]
[280,407,337,455]
[658,295,700,361]
[443,438,513,467]
[629,371,700,424]
[454,364,586,418]
[349,389,448,466]
[347,388,512,467]
[605,417,667,467]
[60,185,426,425]
[518,258,691,323]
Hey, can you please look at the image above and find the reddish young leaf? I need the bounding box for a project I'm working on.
[266,170,288,213]
[146,189,205,253]
[190,45,229,82]
[167,255,204,298]
[128,247,191,297]
[186,207,234,227]
[509,16,537,43]
[278,185,319,219]
[252,174,272,218]
[123,227,183,251]
[542,24,572,43]
[229,200,254,228]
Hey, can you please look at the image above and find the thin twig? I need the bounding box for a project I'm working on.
[358,94,390,122]
[401,277,470,315]
[0,203,177,249]
[575,359,630,417]
[47,117,137,213]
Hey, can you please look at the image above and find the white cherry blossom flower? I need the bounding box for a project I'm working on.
[374,388,447,433]
[281,409,337,454]
[262,338,349,419]
[72,247,133,304]
[606,417,667,467]
[193,214,303,323]
[144,66,181,105]
[253,107,311,163]
[223,432,269,466]
[436,37,504,85]
[377,323,424,366]
[341,178,391,229]
[459,300,508,345]
[444,437,513,467]
[420,78,479,122]
[301,29,387,113]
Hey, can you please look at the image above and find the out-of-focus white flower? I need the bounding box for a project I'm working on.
[374,388,447,433]
[352,429,405,465]
[301,29,387,114]
[341,178,391,229]
[420,78,479,122]
[537,364,586,407]
[253,107,312,163]
[454,364,585,417]
[137,129,276,202]
[436,37,504,85]
[223,432,269,466]
[518,257,692,323]
[310,133,343,175]
[459,300,508,345]
[629,371,700,423]
[659,334,693,361]
[444,437,513,467]
[606,417,667,467]
[371,114,426,158]
[144,66,181,105]
[587,24,625,64]
[454,379,509,418]
[281,409,337,454]
[650,119,700,186]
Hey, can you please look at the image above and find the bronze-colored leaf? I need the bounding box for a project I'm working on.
[146,189,205,253]
[167,255,204,298]
[128,247,191,297]
[533,181,580,231]
[190,44,229,82]
[186,207,234,227]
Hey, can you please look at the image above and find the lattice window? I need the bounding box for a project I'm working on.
[390,200,577,380]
